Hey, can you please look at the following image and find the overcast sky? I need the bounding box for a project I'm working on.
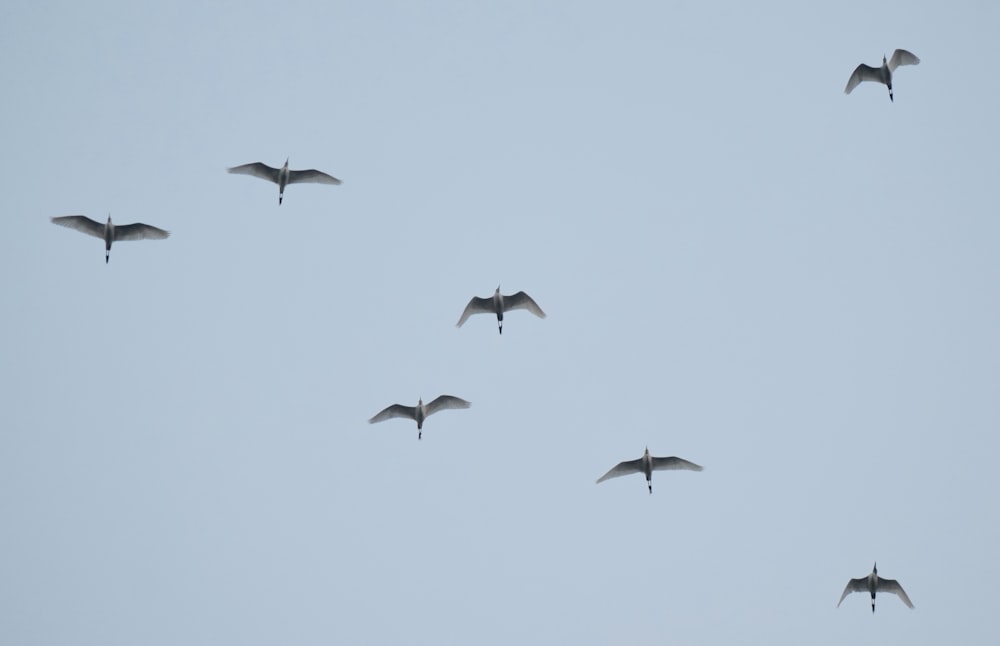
[2,1,999,644]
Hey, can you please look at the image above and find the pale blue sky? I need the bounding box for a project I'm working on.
[2,1,999,644]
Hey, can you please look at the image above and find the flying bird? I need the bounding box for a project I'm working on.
[596,446,703,494]
[368,395,471,440]
[456,286,546,334]
[837,563,914,613]
[844,49,920,102]
[227,158,342,204]
[51,214,169,263]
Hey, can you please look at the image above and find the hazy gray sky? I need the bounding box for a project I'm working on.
[2,1,998,644]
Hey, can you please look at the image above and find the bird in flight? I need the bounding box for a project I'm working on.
[456,286,546,334]
[844,49,920,102]
[837,563,914,613]
[227,158,342,204]
[51,214,169,263]
[596,446,703,494]
[368,395,471,440]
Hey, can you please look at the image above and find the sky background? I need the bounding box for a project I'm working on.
[1,0,998,644]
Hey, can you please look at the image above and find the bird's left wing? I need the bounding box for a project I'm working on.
[114,223,170,241]
[651,456,703,472]
[425,395,471,416]
[287,169,342,185]
[503,291,546,318]
[878,578,914,608]
[889,49,920,71]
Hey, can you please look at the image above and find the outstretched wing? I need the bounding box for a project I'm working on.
[287,169,342,185]
[503,291,546,318]
[837,577,868,607]
[425,395,471,416]
[651,456,703,472]
[844,63,882,94]
[456,296,494,327]
[889,49,920,72]
[596,458,644,484]
[51,215,104,239]
[114,223,170,241]
[368,404,416,424]
[877,578,914,608]
[227,162,281,183]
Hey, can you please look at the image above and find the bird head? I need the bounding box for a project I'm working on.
[873,562,878,574]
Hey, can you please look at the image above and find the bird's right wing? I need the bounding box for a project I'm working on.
[368,404,416,424]
[844,64,882,94]
[878,578,914,608]
[114,223,170,241]
[503,291,546,318]
[889,49,920,72]
[836,577,868,607]
[425,395,471,416]
[287,169,342,185]
[456,296,494,327]
[651,456,703,472]
[51,215,104,239]
[596,458,644,484]
[227,162,281,183]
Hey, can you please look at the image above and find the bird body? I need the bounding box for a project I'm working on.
[456,286,546,334]
[227,158,341,204]
[368,395,471,439]
[837,563,914,612]
[596,446,703,494]
[51,214,169,263]
[844,49,920,102]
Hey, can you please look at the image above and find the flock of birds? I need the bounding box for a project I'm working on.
[48,49,921,614]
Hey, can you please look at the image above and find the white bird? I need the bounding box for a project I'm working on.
[837,563,914,613]
[227,158,342,204]
[456,286,546,334]
[368,395,471,440]
[596,446,703,494]
[844,49,920,102]
[51,214,169,263]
